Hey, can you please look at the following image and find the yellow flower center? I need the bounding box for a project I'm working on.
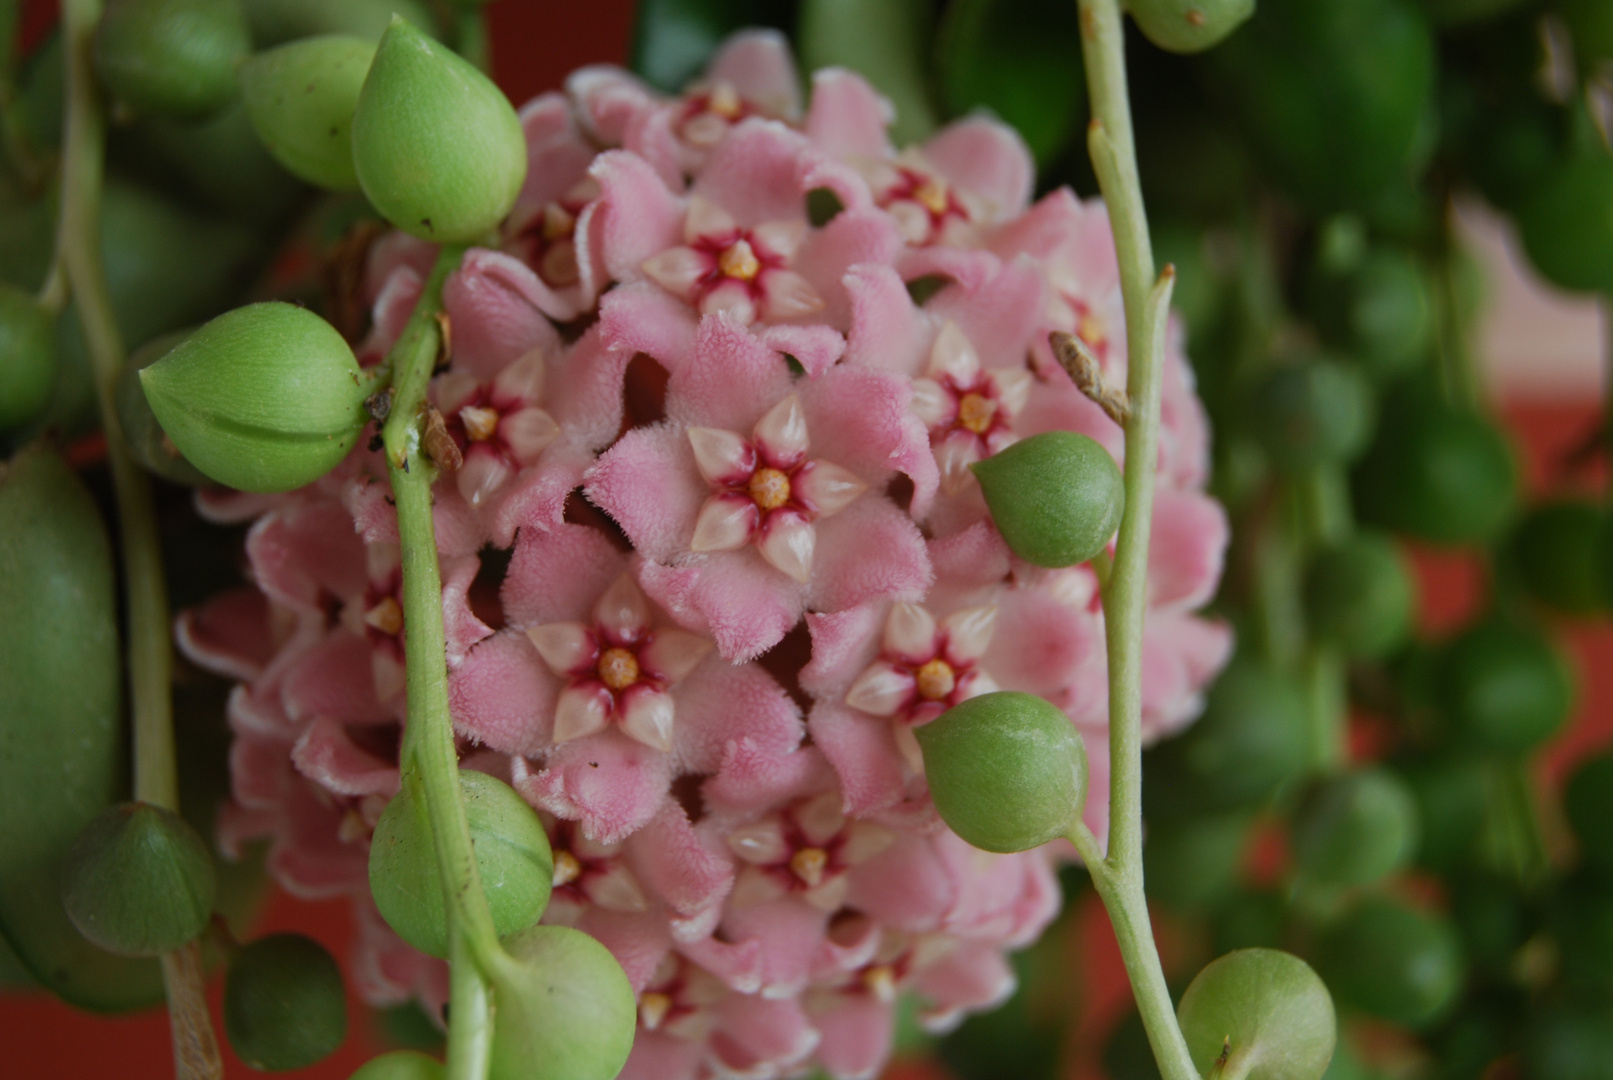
[708,82,742,119]
[790,847,829,887]
[749,467,792,511]
[956,392,996,435]
[915,658,957,701]
[639,992,673,1031]
[364,597,403,636]
[597,647,641,691]
[913,178,950,216]
[864,964,898,1003]
[718,239,761,281]
[541,202,576,242]
[1077,310,1107,352]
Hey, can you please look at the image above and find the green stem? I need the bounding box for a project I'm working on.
[1435,227,1479,412]
[58,1,216,1075]
[1292,467,1351,772]
[382,243,502,1080]
[1075,3,1197,1079]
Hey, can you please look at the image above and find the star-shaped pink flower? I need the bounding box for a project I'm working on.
[642,196,825,326]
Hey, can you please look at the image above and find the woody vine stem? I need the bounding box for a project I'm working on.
[1063,2,1199,1080]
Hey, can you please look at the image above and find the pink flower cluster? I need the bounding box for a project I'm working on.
[177,32,1231,1080]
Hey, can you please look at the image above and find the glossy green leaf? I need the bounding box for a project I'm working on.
[0,446,164,1011]
[240,35,375,191]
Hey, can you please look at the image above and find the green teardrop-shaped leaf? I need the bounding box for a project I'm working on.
[0,446,164,1012]
[240,0,436,46]
[93,0,253,119]
[799,0,937,145]
[488,926,636,1080]
[139,301,370,493]
[936,0,1085,166]
[0,281,57,433]
[241,35,375,191]
[60,801,217,956]
[225,933,348,1070]
[351,16,527,242]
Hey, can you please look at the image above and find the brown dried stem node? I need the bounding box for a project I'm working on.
[1050,330,1130,427]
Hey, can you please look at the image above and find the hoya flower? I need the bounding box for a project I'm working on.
[449,523,804,842]
[586,313,932,661]
[910,321,1034,495]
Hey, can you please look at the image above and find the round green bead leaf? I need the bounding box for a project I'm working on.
[1291,768,1419,888]
[139,301,369,493]
[1312,898,1464,1028]
[1177,949,1336,1080]
[350,1051,446,1080]
[1248,359,1374,471]
[351,16,527,242]
[94,0,252,119]
[0,284,57,432]
[1435,620,1573,753]
[1514,499,1606,615]
[915,691,1086,854]
[1304,531,1415,658]
[1519,156,1613,294]
[368,770,552,960]
[488,925,636,1080]
[241,35,375,191]
[225,933,348,1071]
[1128,0,1254,54]
[971,431,1124,569]
[59,802,216,957]
[1354,387,1517,545]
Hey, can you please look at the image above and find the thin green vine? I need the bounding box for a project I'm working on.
[1069,1,1200,1078]
[56,0,217,1075]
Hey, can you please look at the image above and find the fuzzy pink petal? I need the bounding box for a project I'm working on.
[448,631,558,756]
[542,322,634,448]
[988,187,1085,263]
[591,149,686,282]
[291,718,399,797]
[246,499,366,611]
[453,248,581,346]
[910,941,1016,1022]
[668,658,803,775]
[841,263,932,376]
[703,741,835,818]
[1016,362,1126,462]
[342,475,487,558]
[585,425,710,565]
[515,94,590,194]
[1148,489,1230,613]
[716,897,830,998]
[637,556,803,663]
[664,313,797,431]
[691,119,811,228]
[175,587,274,681]
[441,554,492,665]
[815,994,895,1080]
[798,366,938,514]
[625,803,735,923]
[983,587,1105,708]
[266,777,369,898]
[1141,612,1234,742]
[193,487,282,524]
[597,281,699,377]
[523,729,674,844]
[482,438,595,546]
[928,521,1013,592]
[924,117,1034,220]
[927,255,1047,371]
[805,69,894,160]
[279,629,391,724]
[806,498,933,615]
[792,209,905,332]
[618,1031,703,1080]
[502,522,627,628]
[622,102,684,189]
[755,324,846,379]
[566,64,658,145]
[575,907,673,994]
[711,991,821,1072]
[799,604,886,700]
[708,29,801,119]
[807,703,910,818]
[845,834,956,932]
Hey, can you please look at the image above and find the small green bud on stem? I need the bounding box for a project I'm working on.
[915,691,1087,853]
[351,16,526,241]
[368,770,553,959]
[139,302,371,493]
[487,925,637,1080]
[59,801,216,957]
[1176,948,1336,1080]
[971,431,1124,568]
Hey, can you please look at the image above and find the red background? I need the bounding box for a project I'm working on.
[5,2,1612,1077]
